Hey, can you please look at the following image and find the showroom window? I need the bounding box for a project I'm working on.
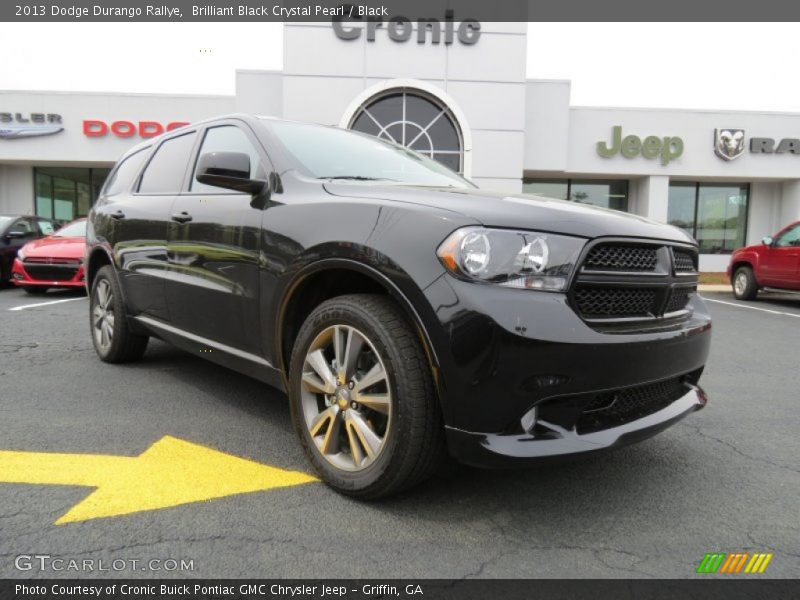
[349,89,464,173]
[523,178,629,211]
[35,167,111,223]
[668,182,749,254]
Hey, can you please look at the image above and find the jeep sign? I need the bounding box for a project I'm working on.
[597,126,684,165]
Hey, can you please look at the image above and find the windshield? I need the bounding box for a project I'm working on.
[265,120,472,188]
[53,220,87,238]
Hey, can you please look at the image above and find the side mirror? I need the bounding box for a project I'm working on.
[196,151,266,195]
[762,236,774,246]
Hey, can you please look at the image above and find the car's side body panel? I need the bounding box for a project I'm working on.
[728,220,800,291]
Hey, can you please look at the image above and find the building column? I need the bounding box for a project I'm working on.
[0,165,34,215]
[780,180,800,226]
[633,175,669,222]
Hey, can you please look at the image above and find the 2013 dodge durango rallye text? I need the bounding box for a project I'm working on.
[86,115,712,497]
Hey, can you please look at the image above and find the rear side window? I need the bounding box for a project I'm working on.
[36,219,55,235]
[138,132,196,194]
[105,148,150,196]
[190,125,264,193]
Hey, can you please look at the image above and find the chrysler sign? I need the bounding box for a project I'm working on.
[0,112,63,139]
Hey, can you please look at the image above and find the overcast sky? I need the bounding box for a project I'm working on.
[1,22,798,112]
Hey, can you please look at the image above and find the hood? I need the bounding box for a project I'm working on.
[21,236,85,260]
[323,183,695,244]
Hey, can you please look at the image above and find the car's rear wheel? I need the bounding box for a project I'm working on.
[289,294,444,499]
[733,266,758,300]
[23,286,48,295]
[90,265,148,362]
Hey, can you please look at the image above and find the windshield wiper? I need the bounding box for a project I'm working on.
[318,175,397,181]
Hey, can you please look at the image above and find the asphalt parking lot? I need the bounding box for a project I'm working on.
[0,285,798,579]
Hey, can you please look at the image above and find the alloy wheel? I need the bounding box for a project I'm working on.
[92,279,115,352]
[734,272,747,296]
[300,325,392,471]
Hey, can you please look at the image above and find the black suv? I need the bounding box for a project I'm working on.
[87,115,711,497]
[0,215,58,284]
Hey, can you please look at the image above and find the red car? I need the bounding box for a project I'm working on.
[11,218,87,295]
[728,220,800,300]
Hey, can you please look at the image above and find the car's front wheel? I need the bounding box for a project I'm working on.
[90,265,149,362]
[289,294,444,499]
[733,266,758,300]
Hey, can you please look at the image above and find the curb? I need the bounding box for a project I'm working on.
[698,284,730,292]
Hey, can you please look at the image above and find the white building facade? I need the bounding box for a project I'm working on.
[2,22,800,271]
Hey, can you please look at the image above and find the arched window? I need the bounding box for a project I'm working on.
[348,89,464,173]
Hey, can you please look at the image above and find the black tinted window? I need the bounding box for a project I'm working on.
[191,126,263,193]
[105,148,150,196]
[9,219,34,235]
[138,133,196,194]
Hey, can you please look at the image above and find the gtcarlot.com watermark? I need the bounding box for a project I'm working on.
[14,554,195,573]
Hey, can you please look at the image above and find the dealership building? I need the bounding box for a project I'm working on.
[3,22,800,271]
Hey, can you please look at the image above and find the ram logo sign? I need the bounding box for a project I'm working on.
[714,129,746,161]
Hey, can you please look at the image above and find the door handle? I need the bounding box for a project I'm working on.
[110,210,126,220]
[171,212,193,224]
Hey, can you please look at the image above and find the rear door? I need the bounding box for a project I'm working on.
[164,120,269,354]
[96,131,197,319]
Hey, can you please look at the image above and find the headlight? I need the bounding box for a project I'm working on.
[17,247,27,261]
[437,227,586,292]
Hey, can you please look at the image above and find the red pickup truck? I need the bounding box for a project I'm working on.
[728,220,800,300]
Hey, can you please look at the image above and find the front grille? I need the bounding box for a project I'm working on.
[665,286,696,313]
[23,264,78,282]
[673,250,697,273]
[577,377,688,433]
[574,286,656,318]
[583,244,658,272]
[571,241,699,324]
[24,257,79,265]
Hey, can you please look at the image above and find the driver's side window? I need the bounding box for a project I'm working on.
[775,225,800,247]
[9,219,33,237]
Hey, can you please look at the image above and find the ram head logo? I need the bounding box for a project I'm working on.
[715,129,746,161]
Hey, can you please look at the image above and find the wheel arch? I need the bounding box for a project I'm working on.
[85,246,114,291]
[730,259,757,284]
[276,258,446,414]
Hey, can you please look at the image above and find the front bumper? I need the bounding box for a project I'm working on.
[446,384,707,467]
[421,275,712,462]
[11,257,85,288]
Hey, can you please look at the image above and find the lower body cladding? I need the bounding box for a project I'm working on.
[424,276,712,467]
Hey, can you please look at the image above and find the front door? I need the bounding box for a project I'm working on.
[165,122,268,355]
[761,224,800,290]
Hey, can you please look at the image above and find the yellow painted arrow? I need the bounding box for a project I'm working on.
[0,436,317,524]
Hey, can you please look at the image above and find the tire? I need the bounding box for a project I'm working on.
[732,266,758,301]
[89,265,149,363]
[289,294,445,499]
[23,286,48,295]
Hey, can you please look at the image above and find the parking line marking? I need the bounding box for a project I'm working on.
[8,297,86,311]
[702,296,800,318]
